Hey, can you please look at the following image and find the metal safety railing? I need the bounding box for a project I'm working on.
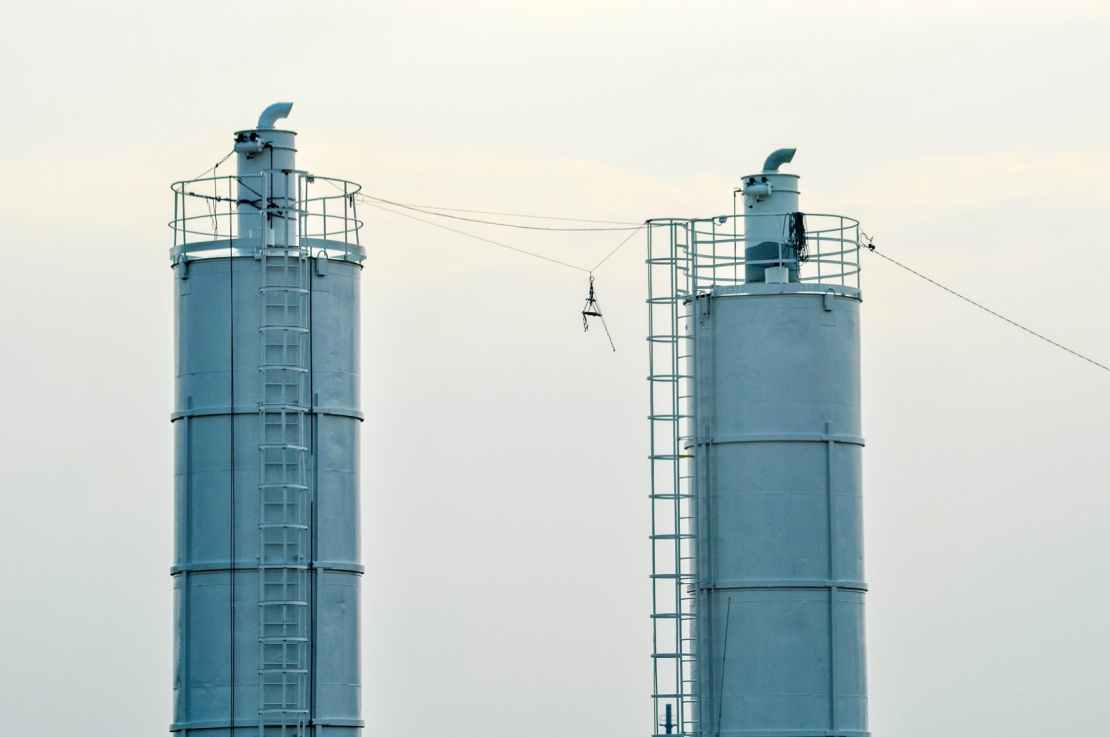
[682,212,861,292]
[170,170,364,261]
[645,212,860,737]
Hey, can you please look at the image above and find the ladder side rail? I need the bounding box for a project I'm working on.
[676,224,698,734]
[669,223,686,733]
[647,222,669,733]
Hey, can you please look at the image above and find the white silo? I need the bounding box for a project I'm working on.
[169,104,365,737]
[647,150,866,736]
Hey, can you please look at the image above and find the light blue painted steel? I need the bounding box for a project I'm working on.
[692,283,867,737]
[740,172,800,284]
[646,152,867,737]
[170,107,363,737]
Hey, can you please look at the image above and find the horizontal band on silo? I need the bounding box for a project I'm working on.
[170,405,364,421]
[708,730,869,737]
[693,432,865,446]
[170,560,365,575]
[170,717,366,731]
[700,578,867,592]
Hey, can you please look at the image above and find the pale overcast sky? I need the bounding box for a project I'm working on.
[1,2,1109,736]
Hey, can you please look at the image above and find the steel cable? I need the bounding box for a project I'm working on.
[358,193,641,231]
[362,200,592,273]
[864,244,1110,374]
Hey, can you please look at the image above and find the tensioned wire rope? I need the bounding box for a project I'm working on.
[358,194,639,352]
[360,192,1110,374]
[355,194,646,274]
[368,200,638,225]
[359,194,641,232]
[861,245,1110,373]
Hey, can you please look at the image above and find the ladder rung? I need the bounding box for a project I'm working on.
[259,636,309,644]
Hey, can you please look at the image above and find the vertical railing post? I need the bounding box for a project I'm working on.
[344,181,352,260]
[297,174,305,245]
[284,171,291,249]
[352,185,361,250]
[174,188,180,250]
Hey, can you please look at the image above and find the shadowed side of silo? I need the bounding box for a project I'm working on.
[169,104,365,737]
[648,150,867,737]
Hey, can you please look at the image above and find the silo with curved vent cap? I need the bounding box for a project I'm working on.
[169,103,365,737]
[647,150,867,737]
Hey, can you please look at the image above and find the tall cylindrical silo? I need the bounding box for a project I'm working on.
[647,152,866,737]
[169,103,365,737]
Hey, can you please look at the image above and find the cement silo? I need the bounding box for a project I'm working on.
[169,103,365,737]
[647,150,866,736]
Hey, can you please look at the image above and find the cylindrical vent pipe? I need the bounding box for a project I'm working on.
[233,107,298,248]
[257,102,294,129]
[741,148,802,283]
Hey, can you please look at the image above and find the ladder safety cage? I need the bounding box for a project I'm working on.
[258,243,312,737]
[645,213,860,737]
[647,219,699,737]
[250,168,318,737]
[258,242,312,737]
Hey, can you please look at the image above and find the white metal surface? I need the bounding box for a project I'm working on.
[647,153,865,737]
[257,102,294,130]
[171,106,363,737]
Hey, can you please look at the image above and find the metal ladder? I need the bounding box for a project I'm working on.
[257,245,311,737]
[647,220,699,736]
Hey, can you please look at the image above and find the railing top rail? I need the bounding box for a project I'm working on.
[170,169,361,192]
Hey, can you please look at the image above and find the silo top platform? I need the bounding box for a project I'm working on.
[646,212,862,295]
[169,169,366,264]
[169,103,363,265]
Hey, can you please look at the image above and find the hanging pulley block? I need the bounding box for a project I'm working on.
[581,275,602,329]
[580,275,615,351]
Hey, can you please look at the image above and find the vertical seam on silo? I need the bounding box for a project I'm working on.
[184,415,191,719]
[229,242,237,731]
[308,254,318,725]
[694,294,709,734]
[702,291,716,736]
[827,430,838,732]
